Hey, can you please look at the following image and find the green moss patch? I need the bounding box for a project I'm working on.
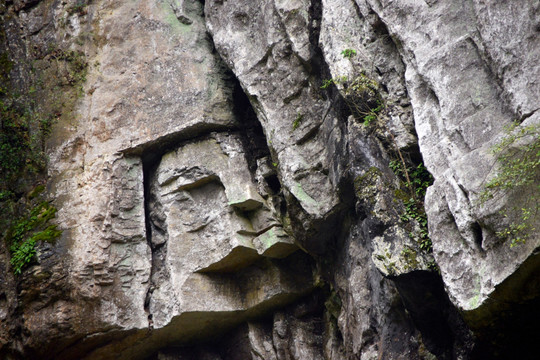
[6,194,61,274]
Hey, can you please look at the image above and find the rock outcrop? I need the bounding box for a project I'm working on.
[1,0,538,359]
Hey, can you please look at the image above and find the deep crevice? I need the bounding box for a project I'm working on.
[231,77,271,177]
[306,0,351,123]
[471,222,484,249]
[308,0,330,93]
[141,154,163,326]
[265,174,281,194]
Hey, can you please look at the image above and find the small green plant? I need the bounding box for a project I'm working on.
[7,199,62,274]
[341,48,357,59]
[390,162,432,198]
[391,160,434,253]
[292,112,303,130]
[401,198,432,252]
[409,163,433,198]
[481,121,540,200]
[321,73,383,125]
[320,78,332,89]
[389,160,402,175]
[361,99,384,126]
[480,121,539,247]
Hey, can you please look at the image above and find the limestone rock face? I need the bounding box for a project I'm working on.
[360,0,540,324]
[1,0,539,359]
[205,0,348,256]
[1,1,311,358]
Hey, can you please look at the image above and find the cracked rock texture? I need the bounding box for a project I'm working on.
[1,0,539,359]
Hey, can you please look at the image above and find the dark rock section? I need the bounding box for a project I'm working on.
[393,271,473,359]
[467,250,540,360]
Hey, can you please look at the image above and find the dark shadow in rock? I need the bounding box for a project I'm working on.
[467,250,540,360]
[393,270,473,359]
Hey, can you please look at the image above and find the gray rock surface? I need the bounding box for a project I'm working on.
[147,133,300,328]
[357,0,540,315]
[1,0,539,359]
[205,0,346,236]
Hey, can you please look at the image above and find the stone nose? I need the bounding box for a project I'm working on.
[151,134,297,275]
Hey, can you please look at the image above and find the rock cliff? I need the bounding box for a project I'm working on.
[0,0,538,359]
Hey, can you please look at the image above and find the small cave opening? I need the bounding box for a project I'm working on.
[372,17,390,37]
[471,221,483,249]
[265,174,281,194]
[142,153,160,247]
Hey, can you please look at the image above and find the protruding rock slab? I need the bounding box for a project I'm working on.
[72,253,315,360]
[253,227,298,259]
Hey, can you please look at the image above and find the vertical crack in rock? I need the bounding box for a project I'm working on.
[308,0,323,65]
[230,76,291,217]
[142,151,163,329]
[356,9,474,356]
[308,0,350,117]
[231,78,271,178]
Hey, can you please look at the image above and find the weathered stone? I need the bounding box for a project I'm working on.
[2,0,540,359]
[253,226,297,259]
[355,0,540,353]
[357,0,540,313]
[205,0,344,229]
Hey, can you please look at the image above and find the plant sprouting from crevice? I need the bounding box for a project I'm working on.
[292,112,303,130]
[391,161,433,253]
[6,187,62,274]
[321,73,383,126]
[480,120,540,247]
[326,48,435,254]
[1,21,85,274]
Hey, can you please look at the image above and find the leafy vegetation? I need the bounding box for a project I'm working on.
[480,121,540,247]
[328,48,434,255]
[7,197,62,274]
[391,161,433,252]
[341,48,357,59]
[292,112,303,130]
[321,73,384,125]
[0,24,87,274]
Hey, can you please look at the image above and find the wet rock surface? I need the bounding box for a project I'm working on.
[0,0,539,359]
